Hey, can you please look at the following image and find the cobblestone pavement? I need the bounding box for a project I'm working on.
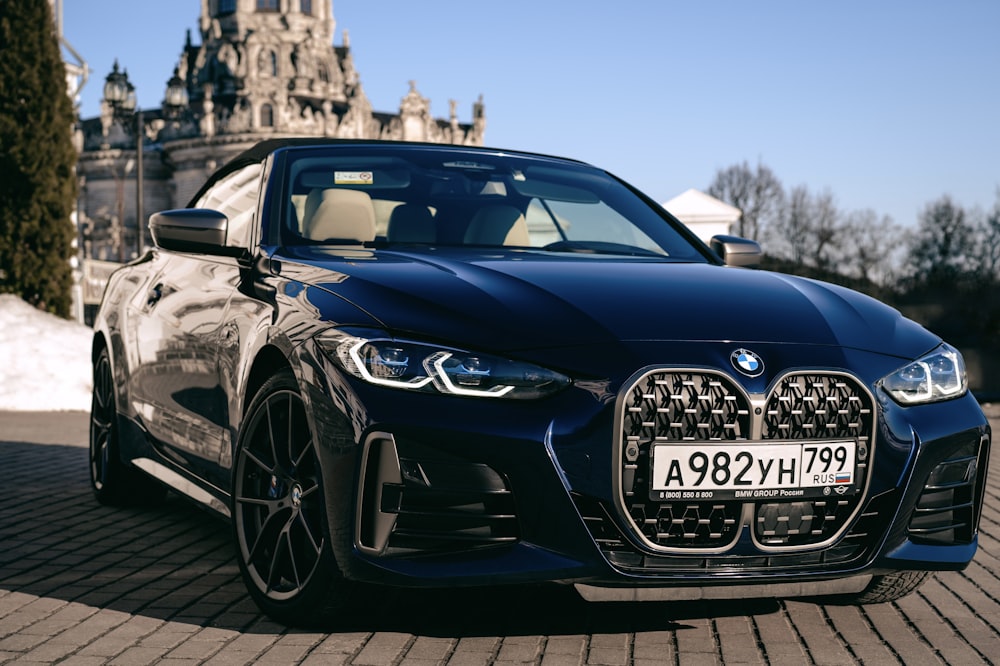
[1,407,998,665]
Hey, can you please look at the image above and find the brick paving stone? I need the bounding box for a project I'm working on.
[19,639,82,663]
[495,635,544,663]
[405,636,456,660]
[541,634,587,666]
[107,646,172,664]
[210,631,277,657]
[163,637,229,662]
[633,630,674,664]
[863,602,943,664]
[933,571,1000,652]
[55,656,109,666]
[446,652,494,666]
[138,628,200,650]
[200,650,266,666]
[540,653,585,666]
[299,655,352,666]
[895,589,984,665]
[674,618,716,659]
[352,631,414,665]
[586,632,629,666]
[310,631,370,655]
[252,643,317,664]
[0,630,54,652]
[714,615,765,665]
[784,601,855,666]
[446,636,499,666]
[822,604,898,665]
[752,611,807,660]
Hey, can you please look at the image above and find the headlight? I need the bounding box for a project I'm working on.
[317,333,571,400]
[879,344,967,405]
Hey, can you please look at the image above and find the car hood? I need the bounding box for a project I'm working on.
[278,247,938,361]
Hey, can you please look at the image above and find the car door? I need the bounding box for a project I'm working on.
[130,161,265,484]
[128,249,233,474]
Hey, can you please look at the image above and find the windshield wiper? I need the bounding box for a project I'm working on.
[541,240,665,258]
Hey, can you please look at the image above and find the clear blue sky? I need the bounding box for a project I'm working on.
[61,1,999,229]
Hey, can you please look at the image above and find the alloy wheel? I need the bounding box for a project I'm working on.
[89,351,115,492]
[234,388,326,601]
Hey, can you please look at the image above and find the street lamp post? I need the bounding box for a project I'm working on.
[102,61,145,259]
[102,62,190,260]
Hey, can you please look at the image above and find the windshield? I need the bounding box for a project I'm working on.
[274,145,709,262]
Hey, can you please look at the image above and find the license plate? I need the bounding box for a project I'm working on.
[649,441,857,501]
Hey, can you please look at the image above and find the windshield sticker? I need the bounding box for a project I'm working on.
[442,161,495,171]
[335,171,374,185]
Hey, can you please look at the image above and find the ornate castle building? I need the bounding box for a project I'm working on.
[77,0,486,262]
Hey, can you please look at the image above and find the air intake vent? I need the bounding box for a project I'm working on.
[358,435,518,556]
[909,438,990,545]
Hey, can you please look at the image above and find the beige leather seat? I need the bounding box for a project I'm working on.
[299,188,325,232]
[303,189,376,243]
[387,204,435,243]
[464,205,530,246]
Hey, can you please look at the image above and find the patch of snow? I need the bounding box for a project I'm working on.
[0,295,92,411]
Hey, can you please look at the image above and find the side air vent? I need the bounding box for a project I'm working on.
[358,435,518,556]
[908,437,990,545]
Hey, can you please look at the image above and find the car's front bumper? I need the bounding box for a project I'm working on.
[301,342,991,595]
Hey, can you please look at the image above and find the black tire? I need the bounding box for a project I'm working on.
[232,369,352,626]
[819,570,930,605]
[850,571,930,604]
[90,347,165,506]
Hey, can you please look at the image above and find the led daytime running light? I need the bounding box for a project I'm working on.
[425,351,514,397]
[343,338,433,390]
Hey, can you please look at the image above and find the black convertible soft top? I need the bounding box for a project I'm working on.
[185,138,588,208]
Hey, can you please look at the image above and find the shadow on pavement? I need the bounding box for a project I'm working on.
[1,439,783,637]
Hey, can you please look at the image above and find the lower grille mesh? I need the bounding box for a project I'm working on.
[573,489,889,572]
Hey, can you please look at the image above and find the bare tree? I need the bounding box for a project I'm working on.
[905,195,975,285]
[707,161,784,241]
[769,184,811,263]
[768,186,842,272]
[808,190,840,272]
[841,209,902,287]
[969,190,1000,281]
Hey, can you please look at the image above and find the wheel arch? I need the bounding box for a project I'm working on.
[91,331,108,362]
[242,345,295,417]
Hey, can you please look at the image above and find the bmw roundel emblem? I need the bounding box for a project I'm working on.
[731,349,764,377]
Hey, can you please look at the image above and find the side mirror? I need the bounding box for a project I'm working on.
[710,234,762,268]
[149,209,242,257]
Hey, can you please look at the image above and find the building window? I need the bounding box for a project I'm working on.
[256,0,279,12]
[260,104,274,127]
[300,0,312,15]
[216,0,236,15]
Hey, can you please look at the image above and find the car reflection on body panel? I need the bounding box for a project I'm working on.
[90,138,991,626]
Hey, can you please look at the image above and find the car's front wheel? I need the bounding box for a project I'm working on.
[232,370,351,626]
